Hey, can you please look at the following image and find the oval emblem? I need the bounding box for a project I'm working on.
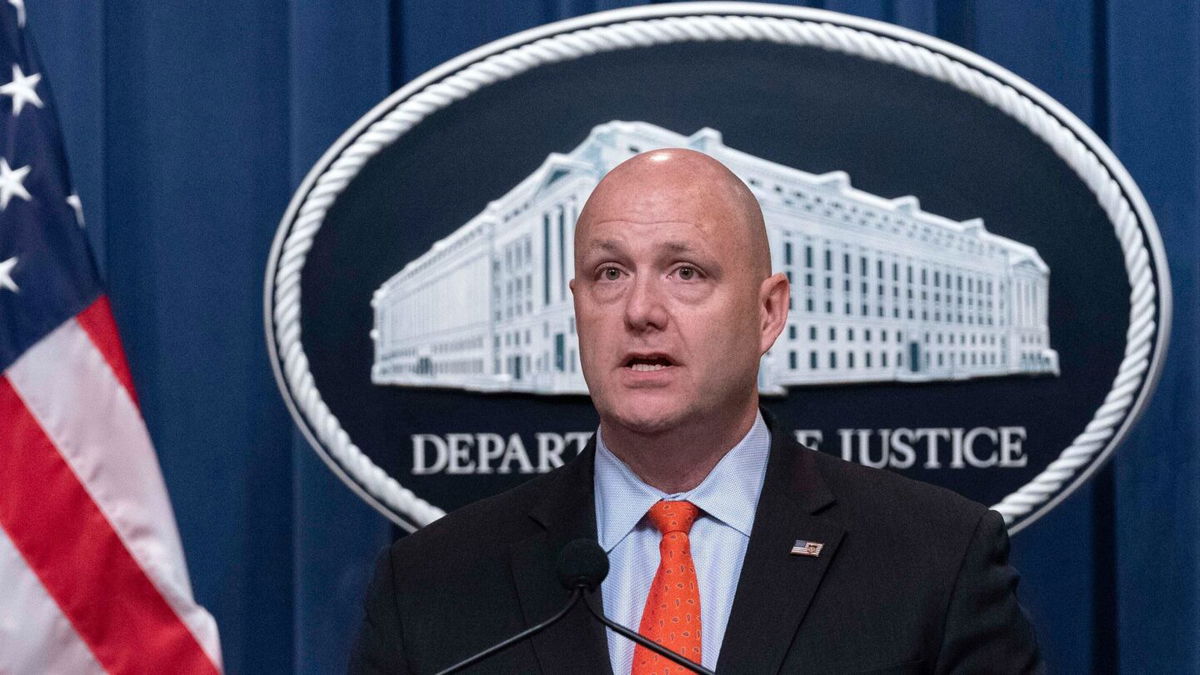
[265,5,1170,534]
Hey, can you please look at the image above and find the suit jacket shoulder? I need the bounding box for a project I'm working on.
[350,446,610,674]
[720,429,1041,673]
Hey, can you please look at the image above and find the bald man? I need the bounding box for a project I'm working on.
[350,150,1042,674]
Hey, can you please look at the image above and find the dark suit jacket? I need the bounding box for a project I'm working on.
[350,416,1042,674]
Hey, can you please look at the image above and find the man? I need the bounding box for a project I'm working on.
[350,150,1042,673]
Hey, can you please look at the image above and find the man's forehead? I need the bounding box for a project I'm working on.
[586,179,725,218]
[577,217,725,249]
[573,149,770,274]
[580,232,709,255]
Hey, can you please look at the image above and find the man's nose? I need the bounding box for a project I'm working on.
[624,274,668,332]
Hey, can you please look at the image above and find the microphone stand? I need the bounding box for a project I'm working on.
[435,588,583,675]
[434,536,712,675]
[581,598,715,675]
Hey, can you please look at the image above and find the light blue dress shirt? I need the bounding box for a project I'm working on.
[593,411,771,673]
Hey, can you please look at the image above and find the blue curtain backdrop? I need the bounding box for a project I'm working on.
[26,1,1198,672]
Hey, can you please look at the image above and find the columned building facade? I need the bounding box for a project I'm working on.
[371,121,1058,394]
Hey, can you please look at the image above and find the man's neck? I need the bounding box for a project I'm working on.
[600,403,760,494]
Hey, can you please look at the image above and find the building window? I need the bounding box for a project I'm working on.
[789,351,797,370]
[789,325,797,340]
[785,242,793,266]
[543,215,551,304]
[810,351,818,369]
[829,351,838,369]
[848,352,855,368]
[558,210,567,300]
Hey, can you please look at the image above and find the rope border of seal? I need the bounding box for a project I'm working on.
[268,9,1162,532]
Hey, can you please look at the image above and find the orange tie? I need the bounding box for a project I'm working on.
[633,500,702,674]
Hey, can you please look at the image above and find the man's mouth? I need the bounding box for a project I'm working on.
[623,355,675,372]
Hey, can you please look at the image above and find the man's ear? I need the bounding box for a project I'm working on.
[759,272,790,354]
[568,278,576,296]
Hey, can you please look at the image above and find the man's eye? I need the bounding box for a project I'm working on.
[676,266,698,281]
[600,267,622,281]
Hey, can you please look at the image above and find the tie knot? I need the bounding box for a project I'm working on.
[646,500,699,535]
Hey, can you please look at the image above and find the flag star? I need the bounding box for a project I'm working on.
[0,256,17,293]
[0,158,31,209]
[0,64,43,116]
[6,0,23,28]
[67,193,85,226]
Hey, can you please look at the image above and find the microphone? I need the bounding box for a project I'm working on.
[557,538,609,591]
[569,540,715,675]
[435,540,713,675]
[434,539,606,675]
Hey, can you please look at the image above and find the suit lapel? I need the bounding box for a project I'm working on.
[715,423,845,674]
[511,441,613,675]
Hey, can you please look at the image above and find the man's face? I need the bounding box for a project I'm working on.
[570,159,777,437]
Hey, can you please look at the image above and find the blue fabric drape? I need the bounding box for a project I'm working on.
[26,1,1199,672]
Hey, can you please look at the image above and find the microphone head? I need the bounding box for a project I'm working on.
[557,539,609,591]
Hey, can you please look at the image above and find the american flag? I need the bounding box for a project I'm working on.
[790,540,824,557]
[0,4,221,672]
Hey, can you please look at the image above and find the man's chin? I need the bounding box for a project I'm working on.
[601,405,691,438]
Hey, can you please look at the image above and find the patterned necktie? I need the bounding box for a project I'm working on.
[633,500,702,674]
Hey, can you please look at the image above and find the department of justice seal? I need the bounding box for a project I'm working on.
[265,3,1170,533]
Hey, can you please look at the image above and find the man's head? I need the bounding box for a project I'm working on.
[569,149,789,442]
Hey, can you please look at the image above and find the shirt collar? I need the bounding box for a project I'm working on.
[593,410,771,552]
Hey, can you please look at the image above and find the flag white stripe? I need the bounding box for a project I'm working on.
[0,524,105,674]
[5,318,222,666]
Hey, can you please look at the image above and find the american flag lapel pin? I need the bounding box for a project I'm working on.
[790,539,824,557]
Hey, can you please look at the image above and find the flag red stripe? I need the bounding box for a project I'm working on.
[0,376,218,675]
[75,295,139,406]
